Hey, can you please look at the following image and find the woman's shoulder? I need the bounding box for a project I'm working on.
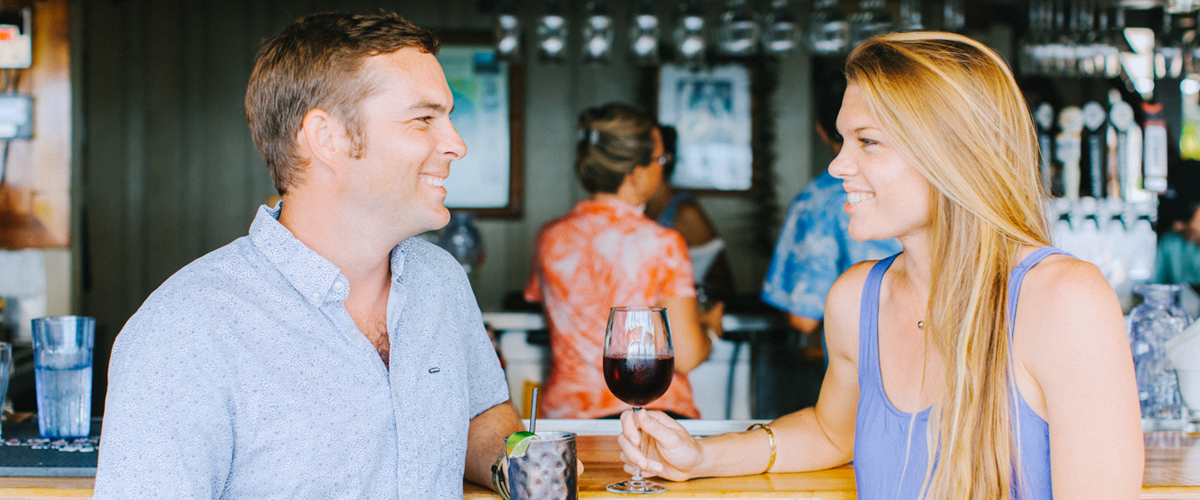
[1017,248,1114,308]
[825,259,879,319]
[1013,247,1126,369]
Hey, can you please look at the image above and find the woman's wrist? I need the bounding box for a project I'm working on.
[688,436,714,479]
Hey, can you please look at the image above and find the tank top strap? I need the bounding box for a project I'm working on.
[1006,247,1069,332]
[656,192,694,229]
[858,253,902,387]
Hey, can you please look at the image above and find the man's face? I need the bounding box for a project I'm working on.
[1179,206,1200,244]
[341,48,466,240]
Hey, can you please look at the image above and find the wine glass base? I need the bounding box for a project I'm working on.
[606,479,667,494]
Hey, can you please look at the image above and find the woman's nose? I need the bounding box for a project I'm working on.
[828,150,854,179]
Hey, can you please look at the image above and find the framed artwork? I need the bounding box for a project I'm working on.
[436,33,524,218]
[657,64,754,192]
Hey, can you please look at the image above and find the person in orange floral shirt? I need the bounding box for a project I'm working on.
[526,103,717,419]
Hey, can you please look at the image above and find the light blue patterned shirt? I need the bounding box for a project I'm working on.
[762,172,902,320]
[95,204,510,500]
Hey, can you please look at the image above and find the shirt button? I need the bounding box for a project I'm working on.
[333,281,345,293]
[404,474,413,485]
[311,293,321,302]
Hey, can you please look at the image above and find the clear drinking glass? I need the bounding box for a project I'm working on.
[31,316,95,439]
[1130,284,1191,430]
[603,306,674,495]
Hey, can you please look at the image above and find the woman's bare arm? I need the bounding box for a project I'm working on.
[1017,256,1143,499]
[617,262,871,479]
[660,295,712,373]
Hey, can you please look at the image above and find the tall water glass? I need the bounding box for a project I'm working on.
[0,342,10,439]
[31,316,94,439]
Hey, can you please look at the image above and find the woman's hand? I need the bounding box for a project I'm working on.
[616,409,705,481]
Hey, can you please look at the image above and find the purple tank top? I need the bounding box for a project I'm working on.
[852,248,1059,499]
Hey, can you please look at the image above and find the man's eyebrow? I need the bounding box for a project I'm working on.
[407,101,450,113]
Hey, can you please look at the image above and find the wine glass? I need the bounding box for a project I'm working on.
[603,306,674,494]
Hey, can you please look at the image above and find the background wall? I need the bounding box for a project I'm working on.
[76,0,818,414]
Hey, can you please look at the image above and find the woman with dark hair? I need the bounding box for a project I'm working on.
[525,103,717,419]
[644,125,735,308]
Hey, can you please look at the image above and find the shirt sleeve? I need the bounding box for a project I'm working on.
[761,188,843,320]
[1153,235,1173,284]
[458,267,513,419]
[655,229,697,300]
[94,300,234,500]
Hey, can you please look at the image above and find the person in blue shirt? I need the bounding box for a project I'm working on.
[762,70,901,342]
[1155,184,1200,287]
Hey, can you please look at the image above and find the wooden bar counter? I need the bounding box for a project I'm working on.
[0,431,1194,499]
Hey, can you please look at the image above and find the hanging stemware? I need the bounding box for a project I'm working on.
[761,0,800,54]
[849,0,894,48]
[629,0,661,66]
[674,0,707,64]
[536,0,568,63]
[716,0,761,56]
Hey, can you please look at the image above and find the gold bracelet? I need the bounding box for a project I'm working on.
[747,423,777,474]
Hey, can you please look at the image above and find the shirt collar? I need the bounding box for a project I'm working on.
[248,203,350,307]
[575,197,646,218]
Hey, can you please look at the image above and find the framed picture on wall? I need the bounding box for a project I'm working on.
[436,33,524,218]
[657,64,753,192]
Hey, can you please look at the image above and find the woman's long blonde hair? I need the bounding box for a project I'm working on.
[845,32,1051,499]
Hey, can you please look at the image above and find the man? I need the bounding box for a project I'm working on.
[94,12,522,499]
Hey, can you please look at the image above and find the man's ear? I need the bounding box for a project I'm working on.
[296,109,348,172]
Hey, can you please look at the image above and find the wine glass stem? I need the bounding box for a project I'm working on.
[632,406,644,481]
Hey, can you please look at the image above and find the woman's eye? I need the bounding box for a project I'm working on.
[859,138,877,147]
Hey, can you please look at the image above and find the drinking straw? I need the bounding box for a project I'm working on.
[529,388,540,434]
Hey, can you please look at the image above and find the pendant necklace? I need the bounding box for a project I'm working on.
[917,320,924,329]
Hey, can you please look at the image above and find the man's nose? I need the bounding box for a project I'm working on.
[442,123,467,160]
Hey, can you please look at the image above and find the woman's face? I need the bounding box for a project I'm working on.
[828,82,933,243]
[631,128,666,203]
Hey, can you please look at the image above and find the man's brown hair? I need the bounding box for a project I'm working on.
[245,11,439,195]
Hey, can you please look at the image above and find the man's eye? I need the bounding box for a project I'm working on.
[415,116,434,124]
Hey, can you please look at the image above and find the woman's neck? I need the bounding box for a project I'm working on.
[593,189,646,209]
[895,232,933,297]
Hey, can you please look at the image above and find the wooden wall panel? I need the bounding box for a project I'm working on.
[0,0,72,248]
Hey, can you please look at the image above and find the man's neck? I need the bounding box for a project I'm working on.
[277,192,398,298]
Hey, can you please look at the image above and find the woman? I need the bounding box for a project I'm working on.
[643,125,735,307]
[617,32,1143,499]
[525,103,715,419]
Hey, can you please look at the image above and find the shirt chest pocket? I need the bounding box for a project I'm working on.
[397,351,469,422]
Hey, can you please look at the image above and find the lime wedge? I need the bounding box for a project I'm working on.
[505,431,539,458]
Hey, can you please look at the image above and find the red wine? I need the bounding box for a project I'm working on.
[603,354,674,406]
